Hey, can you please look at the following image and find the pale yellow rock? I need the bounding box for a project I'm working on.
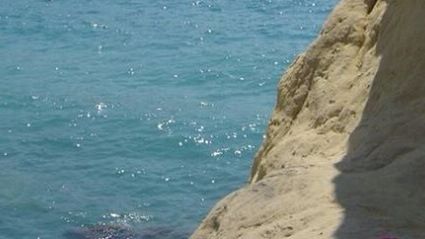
[191,0,425,238]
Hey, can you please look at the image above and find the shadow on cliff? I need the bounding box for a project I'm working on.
[334,1,425,238]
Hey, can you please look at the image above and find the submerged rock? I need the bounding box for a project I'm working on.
[64,224,188,239]
[64,225,141,239]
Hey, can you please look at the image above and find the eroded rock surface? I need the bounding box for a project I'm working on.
[191,0,425,238]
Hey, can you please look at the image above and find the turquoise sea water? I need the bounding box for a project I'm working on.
[0,1,337,238]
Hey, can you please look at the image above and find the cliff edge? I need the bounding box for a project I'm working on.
[191,0,425,238]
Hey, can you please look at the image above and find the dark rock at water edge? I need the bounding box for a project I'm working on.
[63,224,189,239]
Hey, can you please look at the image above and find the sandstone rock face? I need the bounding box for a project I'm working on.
[191,0,425,238]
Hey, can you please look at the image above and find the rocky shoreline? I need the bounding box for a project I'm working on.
[191,0,425,238]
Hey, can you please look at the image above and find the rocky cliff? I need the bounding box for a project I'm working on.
[191,0,425,238]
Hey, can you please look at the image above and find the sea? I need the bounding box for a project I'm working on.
[0,0,337,238]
